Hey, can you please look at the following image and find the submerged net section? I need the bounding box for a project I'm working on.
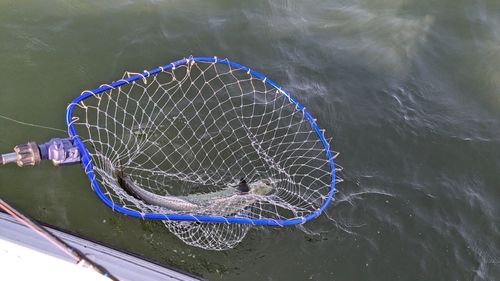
[69,57,340,250]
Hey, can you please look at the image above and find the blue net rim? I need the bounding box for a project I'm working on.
[66,57,336,226]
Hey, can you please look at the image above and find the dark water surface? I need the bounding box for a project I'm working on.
[1,1,499,280]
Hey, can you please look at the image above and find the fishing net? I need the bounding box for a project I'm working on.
[68,57,340,250]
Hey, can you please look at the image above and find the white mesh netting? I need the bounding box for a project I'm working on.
[70,57,340,250]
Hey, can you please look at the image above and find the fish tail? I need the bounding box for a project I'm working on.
[92,145,142,200]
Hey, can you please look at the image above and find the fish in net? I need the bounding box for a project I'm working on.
[66,56,340,250]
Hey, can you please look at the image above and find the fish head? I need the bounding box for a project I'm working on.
[248,178,277,196]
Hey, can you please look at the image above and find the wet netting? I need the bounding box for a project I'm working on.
[67,57,340,250]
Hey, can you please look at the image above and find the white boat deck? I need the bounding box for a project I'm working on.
[0,212,206,281]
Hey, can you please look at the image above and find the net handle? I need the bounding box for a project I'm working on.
[66,56,336,226]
